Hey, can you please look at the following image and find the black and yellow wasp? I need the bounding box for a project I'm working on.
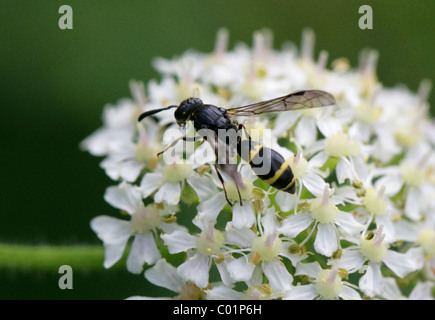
[138,90,335,205]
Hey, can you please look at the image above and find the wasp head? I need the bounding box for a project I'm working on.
[174,97,203,127]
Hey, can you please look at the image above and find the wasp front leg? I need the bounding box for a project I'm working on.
[157,136,202,157]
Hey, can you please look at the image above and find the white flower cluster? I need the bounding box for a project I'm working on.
[81,29,435,300]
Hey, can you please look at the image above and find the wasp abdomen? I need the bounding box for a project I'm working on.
[238,140,296,194]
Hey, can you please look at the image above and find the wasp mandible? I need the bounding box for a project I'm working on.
[138,90,335,206]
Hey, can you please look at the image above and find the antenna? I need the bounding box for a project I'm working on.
[138,105,177,122]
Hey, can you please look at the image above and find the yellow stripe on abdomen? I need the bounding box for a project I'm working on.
[263,160,289,185]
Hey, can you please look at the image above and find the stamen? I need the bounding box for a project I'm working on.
[265,232,278,248]
[377,185,385,198]
[294,149,302,164]
[253,29,273,61]
[417,151,431,169]
[316,50,329,73]
[136,122,149,145]
[373,225,385,246]
[129,79,146,108]
[417,79,432,106]
[301,28,315,62]
[359,49,379,77]
[321,184,330,207]
[214,28,229,58]
[326,269,337,283]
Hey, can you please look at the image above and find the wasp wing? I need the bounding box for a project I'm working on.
[226,90,335,117]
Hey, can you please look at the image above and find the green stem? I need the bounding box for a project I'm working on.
[0,243,111,272]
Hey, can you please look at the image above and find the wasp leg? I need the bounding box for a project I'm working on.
[237,123,252,142]
[213,165,234,207]
[157,136,201,157]
[214,164,244,206]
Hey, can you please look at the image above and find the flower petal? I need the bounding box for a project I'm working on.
[226,256,255,282]
[337,248,366,273]
[279,212,314,238]
[295,261,322,278]
[90,215,131,269]
[262,260,293,294]
[126,232,161,274]
[295,117,317,146]
[301,172,327,197]
[275,191,296,213]
[154,182,181,205]
[177,253,210,288]
[335,211,364,236]
[374,172,403,196]
[314,223,338,256]
[339,285,362,300]
[283,284,317,300]
[232,203,255,229]
[161,230,196,254]
[186,172,218,201]
[404,188,421,221]
[206,285,243,300]
[144,258,183,293]
[382,277,402,300]
[383,249,418,278]
[359,262,384,297]
[104,182,142,214]
[225,225,257,247]
[140,172,164,198]
[194,192,227,229]
[336,158,355,184]
[119,159,146,182]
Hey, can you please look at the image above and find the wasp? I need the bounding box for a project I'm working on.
[138,90,335,206]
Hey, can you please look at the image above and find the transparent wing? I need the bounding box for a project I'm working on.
[226,90,335,117]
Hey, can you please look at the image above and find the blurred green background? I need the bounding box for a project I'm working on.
[1,0,434,299]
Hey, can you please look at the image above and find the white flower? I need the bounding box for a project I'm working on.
[100,119,162,182]
[140,161,195,205]
[81,81,163,183]
[381,277,434,300]
[284,262,361,300]
[337,225,419,297]
[129,258,208,300]
[224,208,307,297]
[279,185,364,257]
[275,148,329,212]
[91,181,182,273]
[161,222,231,289]
[374,142,435,221]
[83,28,435,300]
[80,99,136,157]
